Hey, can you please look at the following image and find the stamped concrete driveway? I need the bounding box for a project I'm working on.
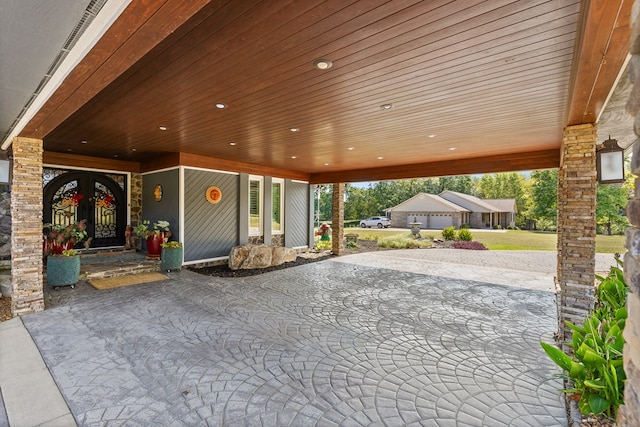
[18,249,592,426]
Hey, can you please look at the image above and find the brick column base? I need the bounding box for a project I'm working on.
[556,124,597,345]
[331,183,344,256]
[10,137,44,316]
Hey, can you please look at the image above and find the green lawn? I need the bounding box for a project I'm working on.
[343,227,625,254]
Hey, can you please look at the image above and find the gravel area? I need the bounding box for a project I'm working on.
[0,297,9,322]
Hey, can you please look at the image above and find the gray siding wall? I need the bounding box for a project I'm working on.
[142,169,180,238]
[184,169,239,262]
[284,180,310,248]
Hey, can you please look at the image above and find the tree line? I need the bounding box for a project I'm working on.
[314,169,632,234]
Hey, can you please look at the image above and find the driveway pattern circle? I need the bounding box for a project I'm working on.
[24,255,567,426]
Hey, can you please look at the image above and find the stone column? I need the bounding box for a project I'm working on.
[556,124,597,345]
[331,183,344,256]
[10,137,44,316]
[619,3,640,421]
[130,172,143,250]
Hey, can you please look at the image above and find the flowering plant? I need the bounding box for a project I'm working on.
[43,220,89,255]
[136,220,170,239]
[161,241,182,249]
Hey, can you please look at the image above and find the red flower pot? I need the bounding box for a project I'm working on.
[146,234,164,259]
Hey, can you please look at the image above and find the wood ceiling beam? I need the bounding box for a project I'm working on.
[141,152,311,182]
[566,0,632,126]
[309,149,560,184]
[20,0,212,139]
[44,152,140,173]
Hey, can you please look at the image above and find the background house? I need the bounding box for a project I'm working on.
[386,191,516,229]
[440,191,517,229]
[385,193,469,229]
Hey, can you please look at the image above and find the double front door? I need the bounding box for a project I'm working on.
[43,171,127,248]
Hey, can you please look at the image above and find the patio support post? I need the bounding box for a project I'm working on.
[10,136,44,316]
[331,183,344,256]
[556,124,597,346]
[622,141,640,426]
[619,4,640,421]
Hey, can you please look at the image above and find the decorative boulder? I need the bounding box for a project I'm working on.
[229,244,296,270]
[272,246,297,266]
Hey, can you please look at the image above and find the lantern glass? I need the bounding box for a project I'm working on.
[598,150,624,183]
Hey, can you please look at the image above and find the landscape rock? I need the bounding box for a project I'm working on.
[229,244,296,270]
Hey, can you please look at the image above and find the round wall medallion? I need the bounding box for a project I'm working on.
[154,184,163,201]
[206,186,222,204]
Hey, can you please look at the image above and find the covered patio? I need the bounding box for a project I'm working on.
[1,0,640,423]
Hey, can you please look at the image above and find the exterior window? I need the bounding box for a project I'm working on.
[249,176,262,235]
[272,179,284,233]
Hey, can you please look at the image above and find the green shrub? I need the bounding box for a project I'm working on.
[493,224,502,230]
[536,218,555,231]
[457,228,473,241]
[460,223,471,229]
[377,234,432,249]
[442,226,456,241]
[315,240,332,250]
[346,241,359,249]
[541,256,628,418]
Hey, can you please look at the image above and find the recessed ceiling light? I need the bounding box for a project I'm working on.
[158,126,168,131]
[347,147,354,151]
[449,147,457,151]
[313,59,333,70]
[66,148,72,152]
[80,140,88,144]
[214,103,226,109]
[290,127,299,132]
[131,148,137,152]
[291,156,297,159]
[428,134,436,138]
[377,156,384,160]
[229,142,236,146]
[324,163,329,166]
[380,103,393,110]
[114,154,118,158]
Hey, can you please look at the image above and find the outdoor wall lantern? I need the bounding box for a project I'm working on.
[596,136,625,184]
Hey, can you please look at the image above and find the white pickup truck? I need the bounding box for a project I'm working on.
[360,216,391,228]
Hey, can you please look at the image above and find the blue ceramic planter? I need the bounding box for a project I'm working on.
[161,247,183,271]
[46,254,81,287]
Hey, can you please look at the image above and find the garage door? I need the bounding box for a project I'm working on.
[406,214,428,228]
[429,214,453,229]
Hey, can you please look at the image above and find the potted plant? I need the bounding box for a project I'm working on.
[136,220,170,259]
[161,240,183,272]
[43,220,89,289]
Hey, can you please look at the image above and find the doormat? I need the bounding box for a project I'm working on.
[89,272,169,290]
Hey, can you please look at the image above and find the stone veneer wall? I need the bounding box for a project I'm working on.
[331,183,344,256]
[619,3,640,422]
[245,235,284,246]
[271,234,284,247]
[10,137,44,316]
[248,235,264,245]
[129,172,143,250]
[556,124,597,345]
[0,184,11,259]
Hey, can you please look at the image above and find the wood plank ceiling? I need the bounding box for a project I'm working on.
[19,0,632,183]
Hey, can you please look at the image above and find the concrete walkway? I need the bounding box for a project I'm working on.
[0,249,612,426]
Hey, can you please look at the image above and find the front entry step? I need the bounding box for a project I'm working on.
[79,250,161,280]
